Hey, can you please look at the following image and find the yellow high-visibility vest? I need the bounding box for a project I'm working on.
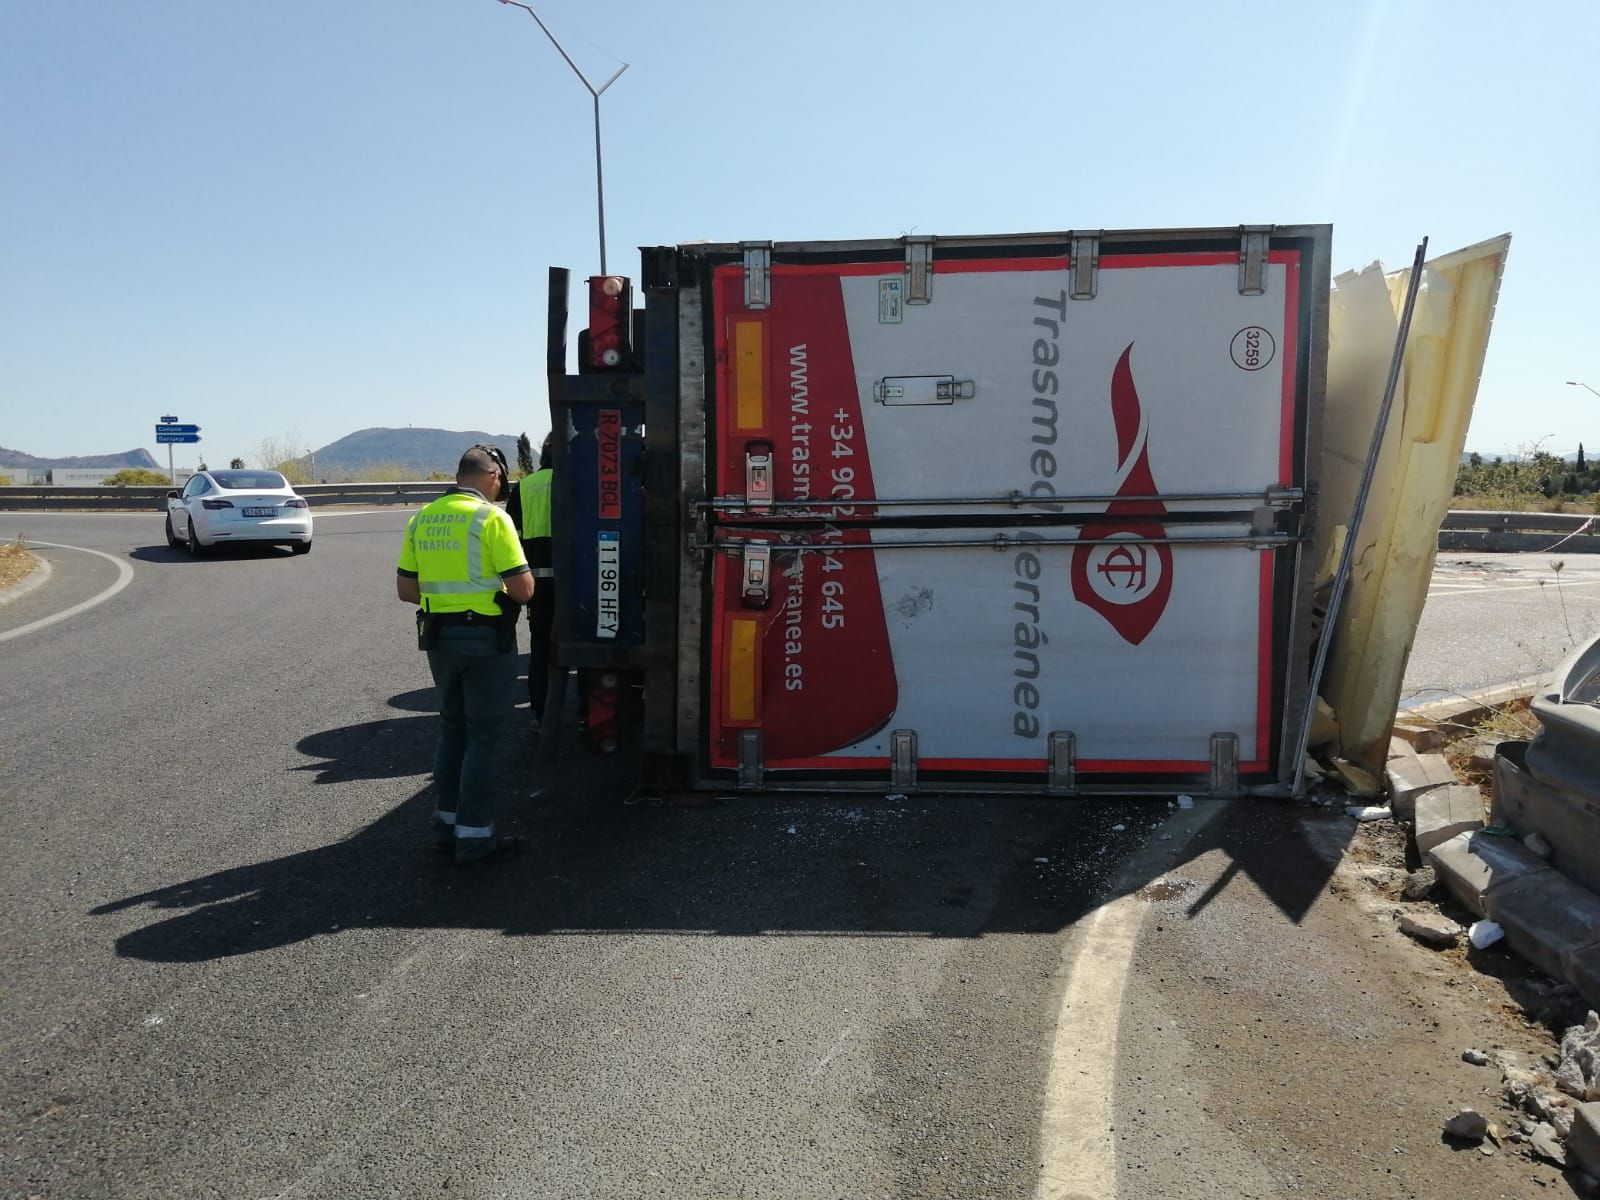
[397,488,528,616]
[519,468,552,540]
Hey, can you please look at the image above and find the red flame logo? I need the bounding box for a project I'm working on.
[1070,345,1174,645]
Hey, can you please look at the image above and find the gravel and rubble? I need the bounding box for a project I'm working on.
[1328,800,1598,1185]
[1356,686,1600,1185]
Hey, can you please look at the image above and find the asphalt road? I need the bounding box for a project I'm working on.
[0,513,1577,1199]
[1404,551,1600,704]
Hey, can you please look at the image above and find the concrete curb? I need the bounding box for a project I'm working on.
[1572,1103,1600,1180]
[1388,677,1600,1012]
[1385,739,1458,823]
[1399,676,1549,729]
[0,552,51,607]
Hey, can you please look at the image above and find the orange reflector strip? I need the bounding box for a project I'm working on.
[725,616,759,724]
[733,320,765,432]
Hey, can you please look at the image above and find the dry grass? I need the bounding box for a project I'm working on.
[1449,495,1598,514]
[1432,696,1539,798]
[0,533,40,591]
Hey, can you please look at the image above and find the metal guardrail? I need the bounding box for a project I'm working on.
[1438,509,1599,553]
[1439,510,1595,533]
[0,482,451,512]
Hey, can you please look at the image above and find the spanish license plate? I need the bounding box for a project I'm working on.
[244,507,276,517]
[596,531,620,639]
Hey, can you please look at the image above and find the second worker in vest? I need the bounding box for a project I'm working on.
[396,445,534,866]
[507,434,554,734]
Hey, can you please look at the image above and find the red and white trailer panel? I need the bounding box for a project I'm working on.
[672,229,1328,794]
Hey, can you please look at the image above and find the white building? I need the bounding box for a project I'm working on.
[28,468,195,487]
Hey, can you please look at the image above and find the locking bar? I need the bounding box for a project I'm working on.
[745,444,774,512]
[704,486,1302,513]
[1238,226,1272,296]
[904,236,934,304]
[742,241,773,310]
[741,541,772,607]
[1070,232,1101,300]
[1046,731,1077,796]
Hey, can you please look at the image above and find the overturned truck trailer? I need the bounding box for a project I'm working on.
[547,226,1332,798]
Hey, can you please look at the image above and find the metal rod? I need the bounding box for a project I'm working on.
[1289,237,1429,797]
[704,488,1303,513]
[706,533,1300,553]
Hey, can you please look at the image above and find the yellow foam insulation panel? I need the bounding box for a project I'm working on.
[1317,235,1512,773]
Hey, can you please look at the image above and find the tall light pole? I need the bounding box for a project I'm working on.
[1567,380,1599,399]
[495,0,628,275]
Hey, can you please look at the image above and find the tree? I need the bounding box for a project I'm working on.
[1579,443,1588,472]
[230,457,245,470]
[257,436,312,485]
[516,432,535,476]
[102,468,174,486]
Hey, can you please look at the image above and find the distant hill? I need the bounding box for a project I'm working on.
[303,428,524,480]
[0,445,159,470]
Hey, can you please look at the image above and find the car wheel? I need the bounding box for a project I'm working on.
[291,540,311,556]
[186,517,207,557]
[165,515,181,548]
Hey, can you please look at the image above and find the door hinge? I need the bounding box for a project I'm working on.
[1210,732,1240,796]
[904,235,934,305]
[1046,731,1077,796]
[1238,226,1272,296]
[742,241,772,310]
[890,729,918,792]
[738,729,765,791]
[1071,232,1101,300]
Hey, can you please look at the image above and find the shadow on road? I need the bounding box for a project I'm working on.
[93,713,1356,962]
[128,543,300,564]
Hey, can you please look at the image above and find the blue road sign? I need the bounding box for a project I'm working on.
[155,423,200,434]
[156,433,202,444]
[159,414,179,423]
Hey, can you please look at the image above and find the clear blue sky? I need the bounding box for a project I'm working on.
[3,0,1596,468]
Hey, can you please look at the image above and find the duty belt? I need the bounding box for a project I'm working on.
[426,609,501,626]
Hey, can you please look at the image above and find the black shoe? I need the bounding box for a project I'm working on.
[454,834,525,867]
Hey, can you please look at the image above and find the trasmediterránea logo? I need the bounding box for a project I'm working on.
[1069,344,1173,645]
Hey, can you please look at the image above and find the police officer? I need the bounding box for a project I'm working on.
[396,445,534,865]
[507,433,554,731]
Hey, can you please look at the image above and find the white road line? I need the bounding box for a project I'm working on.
[1427,579,1600,598]
[1034,899,1141,1200]
[1034,802,1227,1200]
[0,541,134,644]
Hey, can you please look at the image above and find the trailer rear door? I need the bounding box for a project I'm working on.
[690,230,1325,793]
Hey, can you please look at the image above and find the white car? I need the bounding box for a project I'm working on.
[165,469,313,555]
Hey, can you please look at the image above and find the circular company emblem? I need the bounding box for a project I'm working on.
[1084,534,1164,607]
[1230,325,1276,372]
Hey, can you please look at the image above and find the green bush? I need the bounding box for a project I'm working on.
[102,468,175,487]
